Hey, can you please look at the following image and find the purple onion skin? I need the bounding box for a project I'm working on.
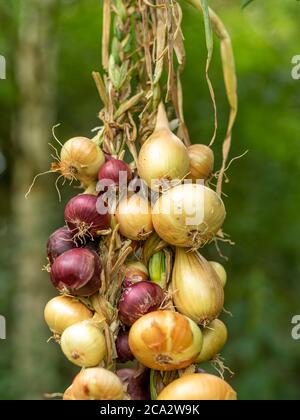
[103,151,113,162]
[47,227,76,264]
[64,194,110,238]
[117,369,150,400]
[98,159,132,185]
[50,248,101,296]
[118,281,165,326]
[116,330,134,363]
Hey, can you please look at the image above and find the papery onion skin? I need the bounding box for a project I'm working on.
[47,227,76,264]
[128,310,203,371]
[63,385,76,400]
[50,248,102,296]
[123,261,149,288]
[60,321,106,367]
[98,158,132,187]
[157,373,237,400]
[72,368,124,400]
[196,319,228,364]
[187,144,214,182]
[117,368,150,400]
[209,261,227,288]
[116,330,134,363]
[152,184,226,248]
[172,249,224,325]
[116,195,153,241]
[64,194,110,238]
[44,295,93,335]
[118,281,165,326]
[58,137,105,184]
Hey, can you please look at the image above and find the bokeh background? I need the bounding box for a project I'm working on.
[1,0,300,400]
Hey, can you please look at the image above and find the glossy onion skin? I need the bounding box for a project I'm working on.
[187,144,214,182]
[196,319,228,364]
[50,248,101,296]
[47,227,76,264]
[98,158,132,187]
[157,373,237,400]
[128,310,203,371]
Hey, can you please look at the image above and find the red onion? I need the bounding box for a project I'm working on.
[97,159,132,190]
[103,151,113,162]
[47,227,76,264]
[118,281,164,326]
[64,194,110,239]
[116,330,134,363]
[50,248,102,296]
[117,368,150,400]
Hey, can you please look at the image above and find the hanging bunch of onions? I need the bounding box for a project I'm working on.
[209,261,227,288]
[116,195,153,241]
[71,368,124,400]
[196,319,228,364]
[44,295,93,336]
[172,248,224,325]
[128,310,203,371]
[60,321,106,367]
[52,137,105,186]
[138,102,190,192]
[157,373,237,400]
[187,144,214,182]
[152,183,226,248]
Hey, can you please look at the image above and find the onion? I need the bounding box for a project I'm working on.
[64,194,110,239]
[44,295,93,335]
[118,281,164,326]
[47,227,76,264]
[123,261,149,288]
[98,158,132,189]
[63,385,76,400]
[128,310,203,371]
[54,137,105,185]
[138,102,190,192]
[60,321,106,367]
[116,330,134,363]
[187,144,214,182]
[50,248,102,296]
[116,195,153,241]
[103,151,113,162]
[117,368,150,400]
[172,249,224,325]
[71,367,124,400]
[157,373,237,400]
[209,261,227,288]
[196,319,228,364]
[152,183,226,248]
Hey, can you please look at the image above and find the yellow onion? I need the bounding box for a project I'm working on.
[157,373,237,400]
[71,368,124,400]
[128,310,203,371]
[187,144,214,182]
[196,319,228,364]
[172,249,224,325]
[116,195,153,240]
[124,261,149,282]
[44,295,93,336]
[209,261,227,288]
[60,321,106,367]
[152,183,226,248]
[53,137,105,185]
[63,385,76,400]
[138,103,190,192]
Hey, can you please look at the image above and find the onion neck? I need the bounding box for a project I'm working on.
[155,102,171,132]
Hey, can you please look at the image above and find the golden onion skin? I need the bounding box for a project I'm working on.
[172,249,224,325]
[209,261,227,288]
[152,184,226,248]
[188,144,214,182]
[157,373,237,400]
[196,319,228,363]
[128,310,203,371]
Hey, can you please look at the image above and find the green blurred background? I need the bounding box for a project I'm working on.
[0,0,300,400]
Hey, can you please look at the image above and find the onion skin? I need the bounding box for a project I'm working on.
[64,194,110,238]
[72,368,124,400]
[47,227,76,264]
[44,295,93,335]
[196,319,228,364]
[98,158,132,187]
[209,261,227,288]
[50,248,102,296]
[60,321,106,367]
[117,368,150,400]
[63,385,76,400]
[152,184,226,248]
[116,195,153,241]
[157,373,237,400]
[116,330,134,363]
[172,249,224,325]
[118,281,165,326]
[128,310,203,371]
[187,144,214,182]
[123,261,149,288]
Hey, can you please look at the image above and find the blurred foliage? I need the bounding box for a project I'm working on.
[1,0,300,400]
